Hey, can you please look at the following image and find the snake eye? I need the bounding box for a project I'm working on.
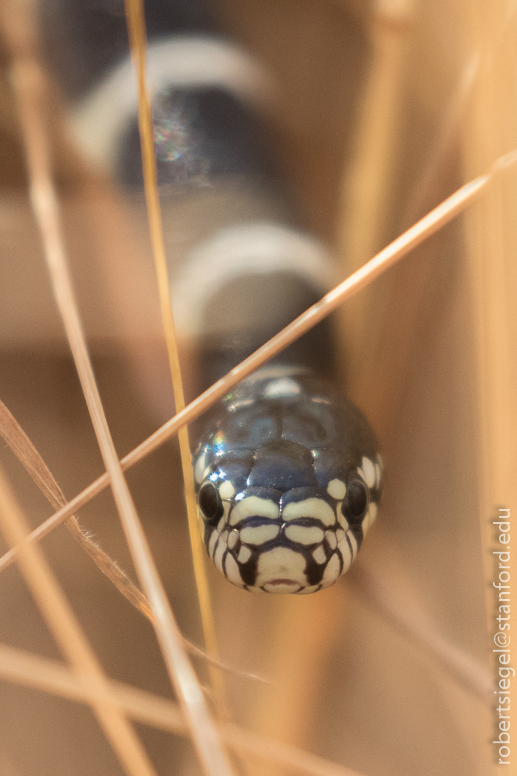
[198,482,224,525]
[341,474,369,524]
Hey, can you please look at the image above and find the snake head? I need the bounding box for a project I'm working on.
[193,376,382,594]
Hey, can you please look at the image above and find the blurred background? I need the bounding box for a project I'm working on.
[0,1,514,774]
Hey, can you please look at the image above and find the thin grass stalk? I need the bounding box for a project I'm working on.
[0,396,153,619]
[123,0,225,713]
[0,2,234,773]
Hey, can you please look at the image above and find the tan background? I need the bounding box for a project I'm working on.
[0,1,513,774]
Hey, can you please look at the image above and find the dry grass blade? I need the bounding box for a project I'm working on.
[0,2,234,773]
[0,463,158,776]
[0,155,510,575]
[123,0,223,708]
[0,641,366,776]
[0,396,152,619]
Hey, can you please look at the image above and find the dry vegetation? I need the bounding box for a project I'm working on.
[0,1,515,775]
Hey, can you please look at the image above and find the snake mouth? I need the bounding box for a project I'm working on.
[261,578,302,594]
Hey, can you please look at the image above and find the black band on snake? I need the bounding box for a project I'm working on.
[41,0,383,594]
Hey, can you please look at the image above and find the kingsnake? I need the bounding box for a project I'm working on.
[42,0,383,594]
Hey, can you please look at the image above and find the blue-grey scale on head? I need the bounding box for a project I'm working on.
[42,0,383,593]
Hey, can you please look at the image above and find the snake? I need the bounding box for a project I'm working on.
[41,0,383,594]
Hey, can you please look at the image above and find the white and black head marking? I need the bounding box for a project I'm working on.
[194,372,383,594]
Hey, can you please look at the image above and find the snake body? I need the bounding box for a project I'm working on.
[42,0,383,593]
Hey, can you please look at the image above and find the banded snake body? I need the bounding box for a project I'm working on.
[42,0,383,593]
